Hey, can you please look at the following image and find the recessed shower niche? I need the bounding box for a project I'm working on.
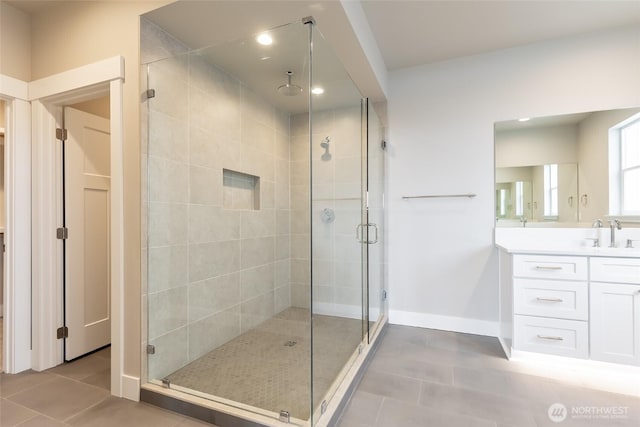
[223,169,260,210]
[141,14,387,427]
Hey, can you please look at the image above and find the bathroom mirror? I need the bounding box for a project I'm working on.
[495,164,577,225]
[495,106,640,227]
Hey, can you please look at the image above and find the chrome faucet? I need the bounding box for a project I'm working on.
[608,219,621,247]
[592,219,603,228]
[520,216,527,228]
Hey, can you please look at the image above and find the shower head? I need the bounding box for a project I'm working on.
[277,71,303,96]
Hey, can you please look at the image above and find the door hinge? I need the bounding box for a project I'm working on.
[145,89,156,99]
[57,326,68,339]
[146,345,156,355]
[279,410,290,423]
[56,227,68,240]
[56,128,67,141]
[382,290,388,301]
[381,140,387,150]
[161,378,171,388]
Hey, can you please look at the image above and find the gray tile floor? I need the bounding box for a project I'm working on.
[0,347,215,427]
[2,325,639,427]
[337,325,640,427]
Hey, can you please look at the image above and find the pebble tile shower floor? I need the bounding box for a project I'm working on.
[166,307,364,421]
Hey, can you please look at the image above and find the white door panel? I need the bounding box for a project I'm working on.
[65,107,111,360]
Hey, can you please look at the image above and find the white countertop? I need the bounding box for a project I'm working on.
[495,227,640,258]
[496,243,640,258]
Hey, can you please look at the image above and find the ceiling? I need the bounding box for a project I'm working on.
[141,1,388,102]
[5,0,57,15]
[8,0,640,79]
[361,0,640,70]
[179,19,362,114]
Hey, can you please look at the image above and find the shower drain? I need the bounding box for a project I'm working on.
[284,340,297,347]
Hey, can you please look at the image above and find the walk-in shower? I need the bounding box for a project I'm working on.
[141,15,386,427]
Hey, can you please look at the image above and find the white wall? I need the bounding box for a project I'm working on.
[26,0,171,384]
[0,2,31,81]
[387,25,640,335]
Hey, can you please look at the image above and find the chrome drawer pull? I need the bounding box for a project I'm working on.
[537,334,564,341]
[534,266,563,270]
[536,297,563,302]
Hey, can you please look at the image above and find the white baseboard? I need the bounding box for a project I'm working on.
[498,336,512,359]
[389,310,499,337]
[121,374,140,402]
[312,303,381,321]
[313,302,360,319]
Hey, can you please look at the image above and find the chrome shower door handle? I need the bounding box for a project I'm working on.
[356,223,379,244]
[368,223,378,244]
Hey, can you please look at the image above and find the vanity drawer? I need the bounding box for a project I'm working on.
[513,279,588,320]
[513,255,587,281]
[513,315,588,358]
[590,257,640,284]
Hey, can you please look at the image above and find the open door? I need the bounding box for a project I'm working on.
[64,107,111,361]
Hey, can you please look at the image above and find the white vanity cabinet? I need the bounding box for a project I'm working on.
[590,257,640,365]
[512,255,589,358]
[499,250,640,366]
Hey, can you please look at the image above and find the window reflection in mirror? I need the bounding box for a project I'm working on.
[495,106,640,227]
[609,113,640,216]
[495,164,574,224]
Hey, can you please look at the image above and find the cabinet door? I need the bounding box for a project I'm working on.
[590,283,640,365]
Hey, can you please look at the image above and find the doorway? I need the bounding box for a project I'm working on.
[29,56,127,398]
[62,100,111,362]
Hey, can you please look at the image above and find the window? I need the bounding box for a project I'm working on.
[543,164,558,217]
[610,114,640,216]
[515,181,524,217]
[498,188,507,217]
[620,119,640,214]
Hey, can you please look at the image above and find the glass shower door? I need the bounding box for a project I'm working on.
[309,24,367,424]
[366,100,385,340]
[145,20,314,425]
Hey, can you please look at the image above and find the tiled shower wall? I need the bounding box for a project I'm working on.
[142,20,291,380]
[290,108,363,317]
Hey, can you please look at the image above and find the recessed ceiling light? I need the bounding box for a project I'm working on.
[518,117,530,122]
[311,87,324,95]
[256,33,272,46]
